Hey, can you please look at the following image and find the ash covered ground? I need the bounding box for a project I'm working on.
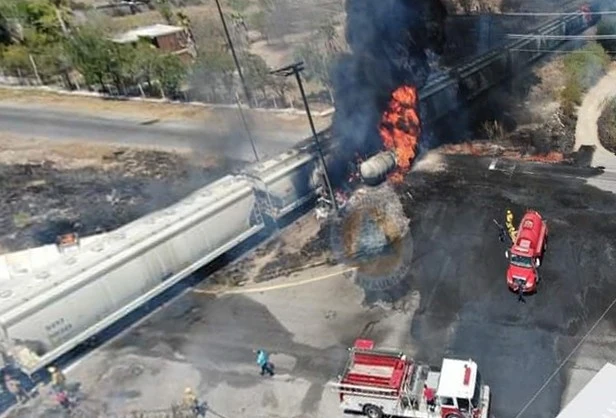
[0,138,242,253]
[14,152,616,418]
[211,151,616,418]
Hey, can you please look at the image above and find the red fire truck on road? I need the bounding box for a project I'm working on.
[331,339,491,418]
[505,210,548,295]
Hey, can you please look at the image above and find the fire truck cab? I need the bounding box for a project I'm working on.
[332,339,491,418]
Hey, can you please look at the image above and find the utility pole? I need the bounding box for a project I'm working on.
[213,0,252,107]
[271,62,338,212]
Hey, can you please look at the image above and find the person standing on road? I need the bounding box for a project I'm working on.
[54,389,72,412]
[48,366,66,392]
[423,384,436,412]
[255,349,274,376]
[182,387,207,417]
[4,374,29,403]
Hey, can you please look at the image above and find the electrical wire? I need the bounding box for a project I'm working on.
[499,11,616,16]
[509,48,616,53]
[508,35,616,40]
[512,295,616,418]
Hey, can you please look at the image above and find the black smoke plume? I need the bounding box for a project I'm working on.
[330,0,447,177]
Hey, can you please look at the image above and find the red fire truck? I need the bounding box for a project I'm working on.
[505,210,548,295]
[331,339,491,418]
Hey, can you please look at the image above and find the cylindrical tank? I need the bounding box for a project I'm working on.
[360,150,397,185]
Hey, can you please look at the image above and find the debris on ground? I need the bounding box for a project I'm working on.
[439,140,568,163]
[207,214,330,286]
[0,137,242,253]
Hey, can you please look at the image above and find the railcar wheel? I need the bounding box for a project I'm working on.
[363,404,383,418]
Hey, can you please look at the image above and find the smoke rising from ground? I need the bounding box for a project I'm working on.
[331,0,447,164]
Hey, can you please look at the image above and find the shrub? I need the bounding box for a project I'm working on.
[561,42,610,107]
[598,98,616,153]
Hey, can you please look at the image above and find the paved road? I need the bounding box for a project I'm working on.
[0,103,322,162]
[6,154,616,418]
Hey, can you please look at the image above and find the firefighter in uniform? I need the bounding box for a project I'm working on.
[505,209,516,241]
[48,366,66,392]
[182,387,207,417]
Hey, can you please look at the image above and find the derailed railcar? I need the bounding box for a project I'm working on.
[246,148,320,220]
[0,175,264,375]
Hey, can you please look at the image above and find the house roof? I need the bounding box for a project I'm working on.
[557,363,616,418]
[112,24,184,44]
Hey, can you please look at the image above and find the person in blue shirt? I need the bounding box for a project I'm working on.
[255,349,274,376]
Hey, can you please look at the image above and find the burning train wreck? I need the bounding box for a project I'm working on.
[330,0,446,188]
[361,85,421,184]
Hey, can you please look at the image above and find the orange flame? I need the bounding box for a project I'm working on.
[379,85,421,183]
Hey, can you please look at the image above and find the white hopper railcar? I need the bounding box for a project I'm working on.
[0,175,264,374]
[246,146,321,219]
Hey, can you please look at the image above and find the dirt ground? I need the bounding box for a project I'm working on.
[0,135,242,253]
[208,213,331,286]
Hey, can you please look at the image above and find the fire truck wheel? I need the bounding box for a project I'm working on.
[363,404,383,418]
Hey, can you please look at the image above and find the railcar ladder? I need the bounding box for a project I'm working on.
[242,173,277,224]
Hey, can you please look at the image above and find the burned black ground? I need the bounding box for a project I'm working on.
[387,154,616,417]
[0,150,243,252]
[207,152,616,417]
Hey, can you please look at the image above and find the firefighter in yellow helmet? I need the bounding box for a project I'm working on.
[505,209,517,242]
[48,366,66,392]
[182,387,207,417]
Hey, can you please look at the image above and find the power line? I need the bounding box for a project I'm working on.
[507,34,616,40]
[512,295,616,418]
[509,48,616,53]
[499,10,616,16]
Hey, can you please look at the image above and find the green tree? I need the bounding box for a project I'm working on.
[561,42,610,106]
[66,27,112,90]
[131,40,160,92]
[193,47,235,100]
[0,0,71,81]
[155,0,175,25]
[154,54,186,98]
[0,43,30,76]
[242,52,271,104]
[293,23,341,103]
[15,0,65,43]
